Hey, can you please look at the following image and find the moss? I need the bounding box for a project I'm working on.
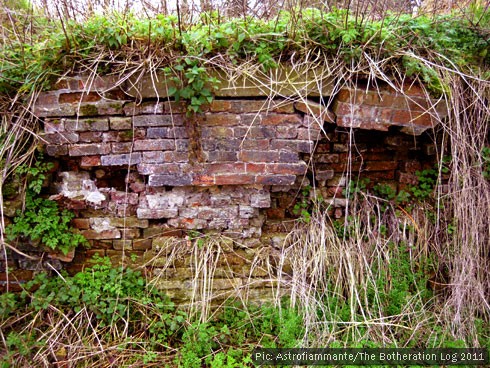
[79,104,99,116]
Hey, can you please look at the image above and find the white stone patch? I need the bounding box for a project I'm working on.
[58,171,106,205]
[90,218,116,233]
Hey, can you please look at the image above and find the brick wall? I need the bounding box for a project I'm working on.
[1,72,447,299]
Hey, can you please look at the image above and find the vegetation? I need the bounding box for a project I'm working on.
[0,0,489,366]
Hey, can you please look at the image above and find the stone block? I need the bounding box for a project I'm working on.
[239,205,258,218]
[145,192,185,209]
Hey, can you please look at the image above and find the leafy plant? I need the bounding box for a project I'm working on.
[166,57,219,114]
[5,156,88,255]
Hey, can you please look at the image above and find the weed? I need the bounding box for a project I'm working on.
[5,156,88,255]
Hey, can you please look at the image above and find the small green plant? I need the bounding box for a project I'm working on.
[166,57,219,114]
[482,146,490,179]
[5,156,87,255]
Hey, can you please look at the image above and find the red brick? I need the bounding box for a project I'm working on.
[364,171,395,180]
[120,228,141,239]
[81,229,121,239]
[365,161,398,171]
[192,174,215,185]
[333,102,359,116]
[314,154,339,163]
[163,151,189,162]
[255,175,296,185]
[133,239,152,250]
[80,155,101,167]
[261,114,302,125]
[69,143,111,156]
[266,208,286,219]
[392,110,414,124]
[59,92,102,103]
[72,218,90,229]
[46,145,68,157]
[137,163,184,175]
[43,132,79,144]
[241,139,270,150]
[209,100,232,112]
[79,132,103,142]
[214,174,255,185]
[245,163,266,174]
[44,119,64,133]
[239,150,279,162]
[204,163,246,175]
[201,113,240,126]
[266,163,307,175]
[112,142,133,154]
[133,139,174,151]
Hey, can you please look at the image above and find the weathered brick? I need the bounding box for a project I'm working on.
[239,150,279,162]
[167,217,207,230]
[80,155,101,167]
[214,174,255,185]
[103,129,143,142]
[204,163,246,175]
[202,113,240,126]
[201,126,234,138]
[365,161,398,171]
[133,239,152,250]
[133,139,175,151]
[59,92,102,104]
[234,126,276,139]
[297,127,322,140]
[46,145,68,156]
[197,206,237,220]
[315,169,335,180]
[120,228,141,239]
[255,175,296,185]
[142,151,165,163]
[239,205,258,218]
[205,151,238,162]
[163,151,189,162]
[110,192,139,205]
[241,139,269,150]
[250,192,271,208]
[245,163,266,174]
[124,101,164,115]
[111,142,133,154]
[64,118,109,131]
[113,240,132,250]
[266,163,307,175]
[109,217,148,228]
[79,132,103,143]
[101,153,141,166]
[294,101,335,123]
[133,115,183,127]
[260,114,302,125]
[34,104,76,117]
[278,151,299,162]
[71,218,90,229]
[110,117,132,130]
[44,119,64,133]
[42,132,79,144]
[137,208,179,219]
[81,229,121,240]
[192,174,215,185]
[148,174,192,186]
[137,163,184,175]
[69,143,111,156]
